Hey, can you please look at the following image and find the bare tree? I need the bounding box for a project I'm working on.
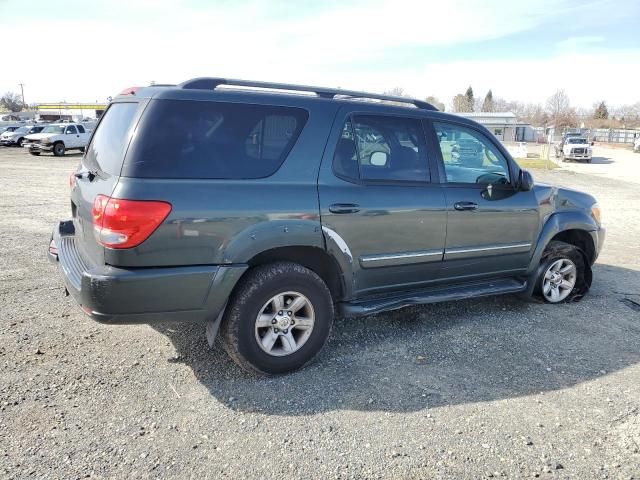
[452,93,473,113]
[425,95,445,111]
[0,92,24,112]
[546,89,576,127]
[383,87,410,98]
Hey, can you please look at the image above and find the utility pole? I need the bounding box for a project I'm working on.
[18,83,25,107]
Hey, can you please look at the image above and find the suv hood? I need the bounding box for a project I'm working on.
[25,133,56,141]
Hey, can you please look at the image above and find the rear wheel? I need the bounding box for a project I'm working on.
[536,241,586,303]
[220,262,334,375]
[53,142,65,157]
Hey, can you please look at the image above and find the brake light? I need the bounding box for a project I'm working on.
[118,86,140,96]
[91,195,172,249]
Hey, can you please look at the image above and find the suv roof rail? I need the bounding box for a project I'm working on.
[178,77,437,111]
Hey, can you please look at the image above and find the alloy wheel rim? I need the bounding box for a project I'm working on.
[542,258,577,302]
[254,291,315,356]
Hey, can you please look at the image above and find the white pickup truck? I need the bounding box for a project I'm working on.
[555,136,593,163]
[23,123,91,156]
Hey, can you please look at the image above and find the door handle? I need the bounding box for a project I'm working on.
[329,203,360,214]
[454,201,478,211]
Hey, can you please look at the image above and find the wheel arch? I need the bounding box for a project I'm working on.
[525,211,598,297]
[245,245,347,302]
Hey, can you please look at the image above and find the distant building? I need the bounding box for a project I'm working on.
[33,102,107,122]
[455,112,537,142]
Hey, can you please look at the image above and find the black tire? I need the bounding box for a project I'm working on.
[79,147,85,153]
[29,151,40,156]
[53,142,65,157]
[16,138,24,147]
[220,262,334,375]
[535,241,588,303]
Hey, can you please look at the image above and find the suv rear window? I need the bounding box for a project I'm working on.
[85,102,139,176]
[121,99,308,179]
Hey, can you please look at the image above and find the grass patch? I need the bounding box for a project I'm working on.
[514,158,558,169]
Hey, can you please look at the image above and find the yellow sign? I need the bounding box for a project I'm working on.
[37,104,107,110]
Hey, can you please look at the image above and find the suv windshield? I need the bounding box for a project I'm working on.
[42,125,66,134]
[13,127,30,133]
[567,138,587,144]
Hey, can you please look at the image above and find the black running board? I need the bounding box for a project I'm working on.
[339,278,527,317]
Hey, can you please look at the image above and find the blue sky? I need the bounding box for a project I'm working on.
[1,0,639,108]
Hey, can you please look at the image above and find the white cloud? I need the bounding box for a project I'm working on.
[0,0,637,108]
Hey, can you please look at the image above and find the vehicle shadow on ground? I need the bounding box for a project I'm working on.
[562,156,613,165]
[152,263,640,415]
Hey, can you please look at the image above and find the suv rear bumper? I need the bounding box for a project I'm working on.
[48,220,247,324]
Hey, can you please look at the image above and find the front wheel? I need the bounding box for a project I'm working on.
[16,138,24,147]
[53,142,65,157]
[220,262,334,375]
[536,241,587,303]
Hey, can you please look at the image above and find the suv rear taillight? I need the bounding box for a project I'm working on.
[92,195,172,249]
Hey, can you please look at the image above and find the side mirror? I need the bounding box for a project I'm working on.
[519,169,534,191]
[370,151,388,166]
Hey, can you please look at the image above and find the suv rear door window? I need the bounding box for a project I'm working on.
[122,100,308,179]
[333,115,429,182]
[84,102,139,176]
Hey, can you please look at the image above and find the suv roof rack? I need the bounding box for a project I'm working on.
[178,77,437,111]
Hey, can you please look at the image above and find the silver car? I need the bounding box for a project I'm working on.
[0,125,46,147]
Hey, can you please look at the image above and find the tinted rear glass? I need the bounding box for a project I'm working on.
[121,99,308,179]
[84,102,139,176]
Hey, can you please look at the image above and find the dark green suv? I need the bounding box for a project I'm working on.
[48,78,605,374]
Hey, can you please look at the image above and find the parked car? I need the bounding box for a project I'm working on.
[48,78,605,374]
[556,137,593,163]
[0,125,21,135]
[23,123,91,156]
[450,137,485,167]
[0,125,46,147]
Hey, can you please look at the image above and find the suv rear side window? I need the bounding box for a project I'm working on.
[85,102,139,176]
[333,115,429,182]
[122,100,308,179]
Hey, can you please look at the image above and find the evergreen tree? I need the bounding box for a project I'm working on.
[465,86,474,111]
[482,90,495,112]
[593,101,609,119]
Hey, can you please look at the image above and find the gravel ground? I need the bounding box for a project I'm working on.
[0,147,638,479]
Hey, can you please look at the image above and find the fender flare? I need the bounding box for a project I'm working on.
[524,210,598,298]
[321,226,355,300]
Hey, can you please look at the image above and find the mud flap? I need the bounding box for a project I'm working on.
[205,302,227,348]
